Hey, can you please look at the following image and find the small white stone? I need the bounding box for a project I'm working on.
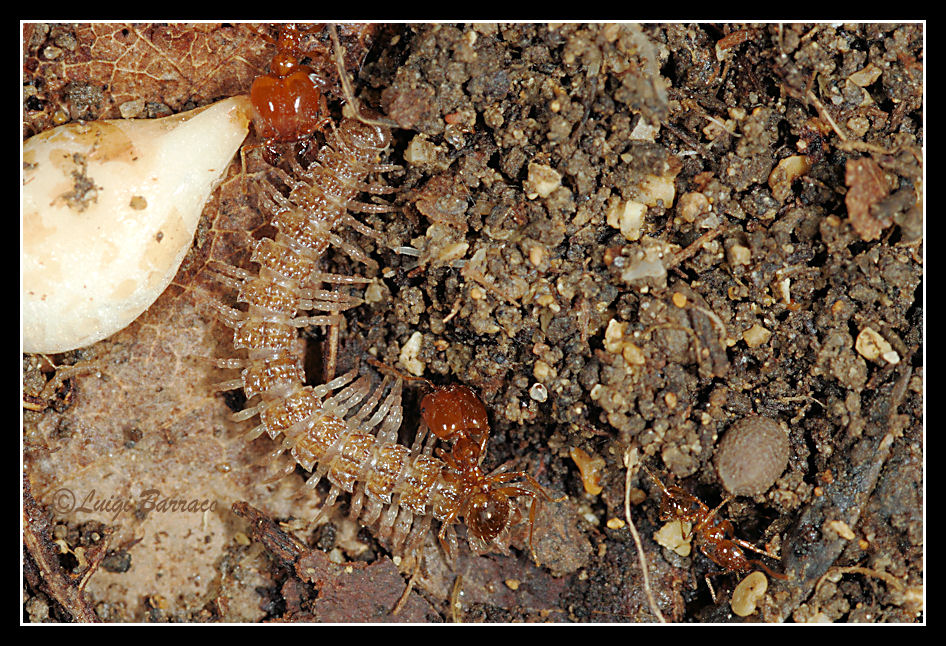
[855,327,897,364]
[727,242,751,266]
[629,120,659,142]
[526,161,562,199]
[399,331,426,376]
[529,383,548,402]
[638,173,676,207]
[607,200,647,241]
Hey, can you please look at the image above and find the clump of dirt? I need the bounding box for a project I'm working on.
[23,23,922,623]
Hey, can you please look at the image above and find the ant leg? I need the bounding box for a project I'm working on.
[499,487,544,563]
[748,559,788,580]
[488,470,565,503]
[239,140,272,194]
[437,519,459,561]
[726,537,788,579]
[434,446,462,471]
[729,536,779,560]
[704,575,718,604]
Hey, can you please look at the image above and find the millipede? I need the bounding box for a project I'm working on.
[211,23,559,567]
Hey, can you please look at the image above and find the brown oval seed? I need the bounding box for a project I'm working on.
[715,416,789,496]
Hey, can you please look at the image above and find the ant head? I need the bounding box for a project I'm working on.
[420,384,489,444]
[659,492,698,520]
[464,488,511,544]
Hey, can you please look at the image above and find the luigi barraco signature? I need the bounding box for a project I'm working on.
[49,487,217,522]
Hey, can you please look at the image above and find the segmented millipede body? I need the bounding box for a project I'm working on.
[213,23,557,563]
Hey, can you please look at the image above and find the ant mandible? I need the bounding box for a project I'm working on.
[641,464,787,582]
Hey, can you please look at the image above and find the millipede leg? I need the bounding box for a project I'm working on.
[289,314,343,327]
[325,231,375,268]
[342,214,384,240]
[214,378,245,392]
[244,423,266,442]
[232,404,263,422]
[207,260,253,282]
[206,299,246,328]
[213,357,245,370]
[324,324,339,382]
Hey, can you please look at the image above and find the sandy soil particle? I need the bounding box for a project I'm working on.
[23,22,922,623]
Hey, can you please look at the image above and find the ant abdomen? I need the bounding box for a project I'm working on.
[250,69,327,143]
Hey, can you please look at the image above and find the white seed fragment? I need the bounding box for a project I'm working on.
[743,323,772,348]
[826,519,856,540]
[848,63,882,87]
[23,96,252,353]
[768,155,811,203]
[654,519,692,557]
[731,571,768,617]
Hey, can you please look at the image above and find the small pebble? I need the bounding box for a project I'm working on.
[529,383,548,402]
[742,323,772,348]
[569,446,605,496]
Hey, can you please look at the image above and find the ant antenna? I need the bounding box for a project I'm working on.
[640,463,673,497]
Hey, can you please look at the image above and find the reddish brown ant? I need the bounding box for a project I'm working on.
[418,382,562,561]
[642,465,787,582]
[243,22,333,172]
[249,23,330,145]
[367,358,562,561]
[246,23,391,155]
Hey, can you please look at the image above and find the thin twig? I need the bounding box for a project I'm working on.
[327,24,398,129]
[623,447,666,622]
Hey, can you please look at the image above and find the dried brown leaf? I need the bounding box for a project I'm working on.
[845,156,893,241]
